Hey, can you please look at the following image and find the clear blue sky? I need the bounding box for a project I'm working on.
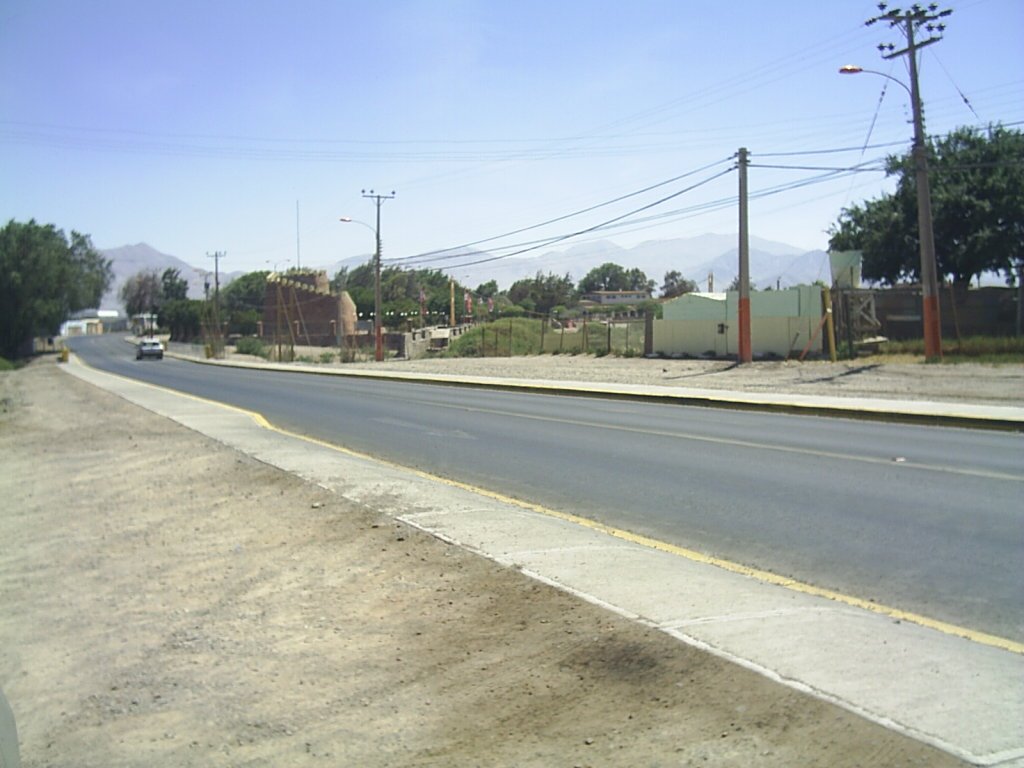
[2,0,1021,276]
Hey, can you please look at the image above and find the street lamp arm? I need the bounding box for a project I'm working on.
[838,65,912,99]
[338,217,377,237]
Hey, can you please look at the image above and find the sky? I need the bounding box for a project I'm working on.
[2,0,1022,279]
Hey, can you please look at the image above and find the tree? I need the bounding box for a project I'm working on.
[159,299,203,341]
[829,125,1024,287]
[0,219,112,358]
[330,266,349,292]
[579,262,628,293]
[120,270,163,317]
[624,267,655,295]
[222,270,269,314]
[660,270,697,299]
[578,262,652,295]
[161,268,189,301]
[507,271,576,314]
[475,280,498,299]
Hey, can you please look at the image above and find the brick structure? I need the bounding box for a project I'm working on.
[261,270,357,347]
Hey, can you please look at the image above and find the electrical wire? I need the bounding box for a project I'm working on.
[384,155,735,265]
[404,166,736,271]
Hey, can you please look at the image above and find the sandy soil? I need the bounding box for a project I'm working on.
[0,358,970,767]
[193,343,1024,407]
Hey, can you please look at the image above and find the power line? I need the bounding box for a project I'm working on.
[403,167,735,272]
[384,155,735,266]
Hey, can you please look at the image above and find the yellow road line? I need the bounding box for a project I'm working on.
[69,353,1024,655]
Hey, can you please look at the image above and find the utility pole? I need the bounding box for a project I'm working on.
[296,200,301,270]
[362,189,395,362]
[206,251,226,357]
[737,147,752,364]
[867,2,951,361]
[207,251,226,312]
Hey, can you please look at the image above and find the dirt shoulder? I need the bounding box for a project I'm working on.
[0,359,967,767]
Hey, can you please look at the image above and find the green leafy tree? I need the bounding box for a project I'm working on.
[339,261,469,325]
[161,268,189,301]
[330,266,349,292]
[507,271,576,315]
[218,270,269,336]
[0,219,112,358]
[222,271,269,313]
[475,280,498,299]
[120,270,163,317]
[661,270,698,298]
[578,263,652,295]
[158,299,203,341]
[579,262,628,293]
[829,125,1024,287]
[625,267,655,294]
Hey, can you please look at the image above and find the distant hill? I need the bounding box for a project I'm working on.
[99,244,242,311]
[100,234,833,311]
[320,234,830,292]
[441,234,829,292]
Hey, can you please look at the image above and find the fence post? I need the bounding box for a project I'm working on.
[644,311,654,356]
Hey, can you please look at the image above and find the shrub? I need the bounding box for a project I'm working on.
[319,351,336,363]
[235,337,269,358]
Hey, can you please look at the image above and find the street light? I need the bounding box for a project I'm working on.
[339,215,384,361]
[840,63,942,360]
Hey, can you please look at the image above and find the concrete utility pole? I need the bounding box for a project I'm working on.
[867,2,951,361]
[737,147,752,364]
[362,189,395,362]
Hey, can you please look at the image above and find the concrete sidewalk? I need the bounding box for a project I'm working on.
[65,355,1024,767]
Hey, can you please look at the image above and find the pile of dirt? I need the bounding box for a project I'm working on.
[0,359,966,766]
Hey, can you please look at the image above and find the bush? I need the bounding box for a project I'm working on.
[0,356,15,371]
[235,337,269,358]
[319,351,336,363]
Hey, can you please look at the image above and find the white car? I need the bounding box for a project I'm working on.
[136,338,164,360]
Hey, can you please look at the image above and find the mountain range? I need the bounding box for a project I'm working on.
[99,235,833,311]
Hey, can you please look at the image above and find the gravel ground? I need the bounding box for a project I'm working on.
[0,358,970,767]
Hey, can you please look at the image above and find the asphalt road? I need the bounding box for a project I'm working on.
[70,334,1024,643]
